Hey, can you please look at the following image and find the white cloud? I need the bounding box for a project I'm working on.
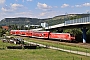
[60,2,90,8]
[11,3,23,10]
[83,3,90,7]
[37,2,52,10]
[75,5,82,7]
[74,3,90,8]
[1,3,23,12]
[61,4,69,8]
[0,11,33,20]
[15,0,17,1]
[38,11,62,19]
[15,0,18,2]
[27,0,33,2]
[86,10,90,13]
[1,7,11,12]
[16,11,32,15]
[1,7,6,11]
[54,6,58,8]
[11,3,23,8]
[1,5,13,12]
[40,12,46,16]
[1,7,15,12]
[71,6,74,8]
[22,0,24,2]
[0,0,5,4]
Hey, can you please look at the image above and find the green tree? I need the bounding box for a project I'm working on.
[86,29,90,43]
[0,28,7,37]
[63,28,82,42]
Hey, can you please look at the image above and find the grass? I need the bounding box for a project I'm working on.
[0,49,90,60]
[23,37,90,53]
[0,40,17,49]
[0,39,90,60]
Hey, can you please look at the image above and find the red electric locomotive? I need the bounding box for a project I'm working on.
[49,33,75,42]
[10,30,75,42]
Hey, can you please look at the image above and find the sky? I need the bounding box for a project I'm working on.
[0,0,90,20]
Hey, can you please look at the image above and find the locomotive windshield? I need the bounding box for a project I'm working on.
[70,34,74,37]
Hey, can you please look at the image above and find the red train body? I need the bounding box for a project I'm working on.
[32,31,50,39]
[20,30,27,36]
[10,30,15,35]
[25,30,33,37]
[49,33,75,41]
[10,30,21,35]
[10,30,75,42]
[15,30,21,35]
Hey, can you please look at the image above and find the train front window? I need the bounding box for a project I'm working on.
[70,34,74,37]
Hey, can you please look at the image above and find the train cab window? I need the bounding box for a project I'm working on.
[70,34,74,37]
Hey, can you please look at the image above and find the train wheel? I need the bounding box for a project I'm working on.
[59,39,62,42]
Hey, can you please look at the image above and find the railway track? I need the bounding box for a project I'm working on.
[19,36,90,49]
[10,35,90,49]
[24,39,90,57]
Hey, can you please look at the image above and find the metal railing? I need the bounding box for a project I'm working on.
[65,16,90,25]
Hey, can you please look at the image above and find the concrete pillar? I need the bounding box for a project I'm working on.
[81,27,88,43]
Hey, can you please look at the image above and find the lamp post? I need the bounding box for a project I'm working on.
[64,12,68,26]
[46,22,49,31]
[65,12,68,21]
